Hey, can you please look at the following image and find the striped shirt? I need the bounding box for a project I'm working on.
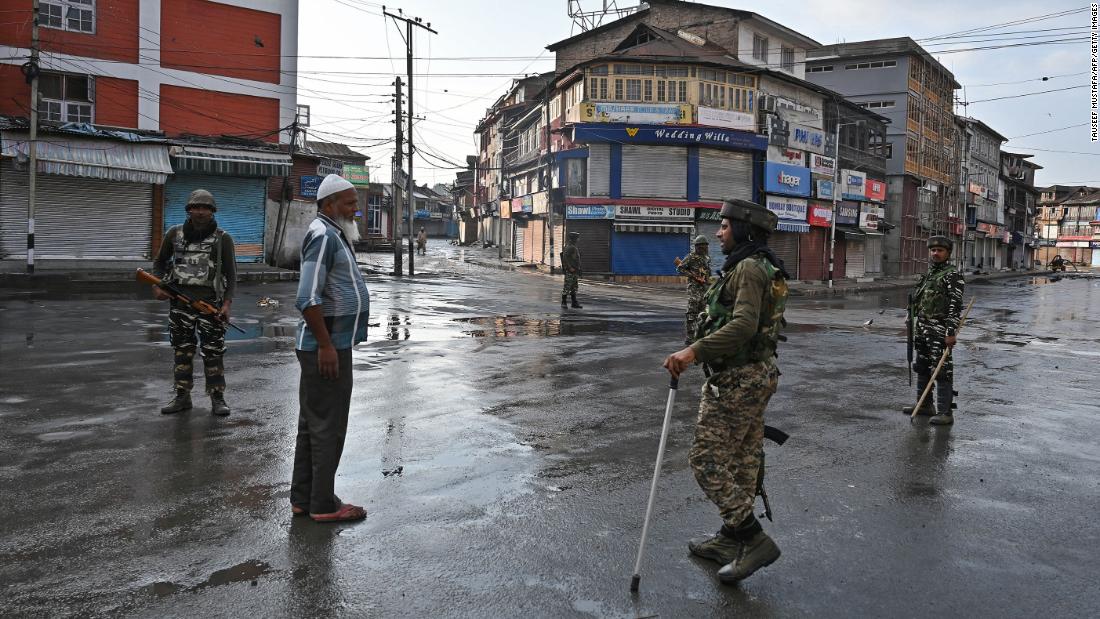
[295,214,370,351]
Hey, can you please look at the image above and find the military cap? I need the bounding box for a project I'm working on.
[693,235,709,245]
[568,231,581,239]
[186,189,217,211]
[928,235,952,251]
[719,199,777,232]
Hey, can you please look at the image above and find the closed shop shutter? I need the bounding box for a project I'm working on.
[1,159,152,259]
[798,227,827,281]
[513,221,525,260]
[588,144,610,197]
[864,236,883,274]
[526,219,545,263]
[770,231,800,279]
[549,222,564,267]
[845,238,866,278]
[566,219,611,273]
[611,230,689,275]
[621,145,686,199]
[698,149,753,202]
[833,234,846,279]
[165,174,267,263]
[695,220,724,274]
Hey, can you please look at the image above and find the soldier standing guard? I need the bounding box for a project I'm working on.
[904,235,965,425]
[663,199,790,585]
[152,189,237,417]
[677,235,713,345]
[560,231,583,308]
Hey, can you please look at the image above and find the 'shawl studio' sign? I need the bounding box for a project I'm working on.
[615,205,694,220]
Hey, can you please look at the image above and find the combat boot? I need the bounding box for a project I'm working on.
[930,379,954,426]
[570,294,583,309]
[717,516,781,585]
[902,374,934,416]
[161,389,192,415]
[688,526,742,565]
[210,392,231,417]
[561,294,568,307]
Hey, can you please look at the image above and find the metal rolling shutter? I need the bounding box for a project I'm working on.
[845,239,866,278]
[165,174,267,263]
[588,144,610,197]
[1,159,152,259]
[513,222,525,260]
[698,149,753,202]
[549,222,564,268]
[770,231,799,279]
[611,230,689,275]
[566,219,611,274]
[621,145,687,199]
[864,236,883,273]
[798,227,827,281]
[695,220,724,275]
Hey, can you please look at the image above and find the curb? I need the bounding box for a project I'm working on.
[0,269,298,288]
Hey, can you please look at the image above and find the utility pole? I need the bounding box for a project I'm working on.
[544,79,556,275]
[392,75,404,276]
[271,121,299,267]
[384,7,437,277]
[26,0,40,274]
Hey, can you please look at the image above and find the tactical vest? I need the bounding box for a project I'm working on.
[694,255,789,367]
[913,264,956,319]
[167,226,225,296]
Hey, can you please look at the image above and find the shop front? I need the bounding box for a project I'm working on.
[565,204,613,274]
[610,204,693,276]
[764,162,812,279]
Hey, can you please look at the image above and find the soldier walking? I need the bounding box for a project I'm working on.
[560,231,583,308]
[677,235,712,345]
[904,236,965,425]
[152,189,237,417]
[663,199,790,585]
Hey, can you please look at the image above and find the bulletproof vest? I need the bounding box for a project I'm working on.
[914,264,956,319]
[168,226,225,295]
[695,254,789,366]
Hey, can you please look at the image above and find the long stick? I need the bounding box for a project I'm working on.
[630,376,678,593]
[911,297,975,420]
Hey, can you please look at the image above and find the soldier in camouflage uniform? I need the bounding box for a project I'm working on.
[677,235,712,345]
[152,189,237,417]
[560,231,582,308]
[903,235,965,425]
[664,199,790,585]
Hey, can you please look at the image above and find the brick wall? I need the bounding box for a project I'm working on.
[0,62,31,117]
[161,0,282,84]
[0,0,140,63]
[94,76,138,128]
[159,84,280,141]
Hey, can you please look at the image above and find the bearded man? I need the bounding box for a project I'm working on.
[291,174,371,523]
[153,189,237,417]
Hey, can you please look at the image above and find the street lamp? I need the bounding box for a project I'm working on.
[829,121,863,288]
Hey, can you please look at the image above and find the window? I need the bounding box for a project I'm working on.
[808,65,833,73]
[657,80,666,102]
[860,100,896,109]
[643,80,652,102]
[781,46,795,71]
[38,72,93,123]
[625,79,641,101]
[846,60,898,71]
[566,158,587,197]
[753,34,768,61]
[41,0,94,33]
[614,78,623,100]
[367,196,382,234]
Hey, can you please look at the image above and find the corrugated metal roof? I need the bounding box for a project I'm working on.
[0,132,173,184]
[305,140,367,161]
[169,145,291,178]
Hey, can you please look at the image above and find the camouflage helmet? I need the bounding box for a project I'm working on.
[928,235,952,251]
[719,199,777,233]
[568,231,580,239]
[693,235,709,245]
[186,189,217,211]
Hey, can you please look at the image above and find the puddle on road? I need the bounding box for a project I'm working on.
[144,560,273,598]
[455,315,680,338]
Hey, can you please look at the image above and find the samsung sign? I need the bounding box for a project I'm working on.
[764,162,811,197]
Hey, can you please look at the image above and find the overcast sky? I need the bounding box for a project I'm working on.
[299,0,1096,189]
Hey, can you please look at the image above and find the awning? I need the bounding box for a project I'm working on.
[169,145,291,178]
[1,133,173,184]
[837,226,866,238]
[614,222,694,234]
[776,221,810,233]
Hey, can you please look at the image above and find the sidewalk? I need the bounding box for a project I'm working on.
[446,243,1046,297]
[0,259,297,288]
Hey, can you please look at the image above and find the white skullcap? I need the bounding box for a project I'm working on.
[316,174,355,201]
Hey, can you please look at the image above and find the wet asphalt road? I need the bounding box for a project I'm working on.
[1,245,1098,618]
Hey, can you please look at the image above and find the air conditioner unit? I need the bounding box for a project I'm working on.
[760,95,777,113]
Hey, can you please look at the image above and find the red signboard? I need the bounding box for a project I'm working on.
[864,179,886,202]
[807,201,833,227]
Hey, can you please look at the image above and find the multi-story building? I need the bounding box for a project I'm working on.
[1037,187,1100,266]
[0,0,299,262]
[999,151,1041,270]
[806,38,960,276]
[451,157,477,246]
[957,117,1006,270]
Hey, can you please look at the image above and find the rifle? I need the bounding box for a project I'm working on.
[673,257,709,287]
[906,292,914,386]
[136,268,245,333]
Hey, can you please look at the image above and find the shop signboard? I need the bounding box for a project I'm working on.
[566,204,616,219]
[580,102,690,124]
[764,161,811,197]
[697,106,756,131]
[807,201,833,227]
[809,153,835,176]
[764,195,808,221]
[841,169,867,201]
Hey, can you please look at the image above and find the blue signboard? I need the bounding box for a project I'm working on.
[841,170,867,201]
[300,175,322,198]
[836,202,860,225]
[566,204,616,219]
[764,162,811,197]
[415,209,431,219]
[816,179,835,200]
[573,124,767,151]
